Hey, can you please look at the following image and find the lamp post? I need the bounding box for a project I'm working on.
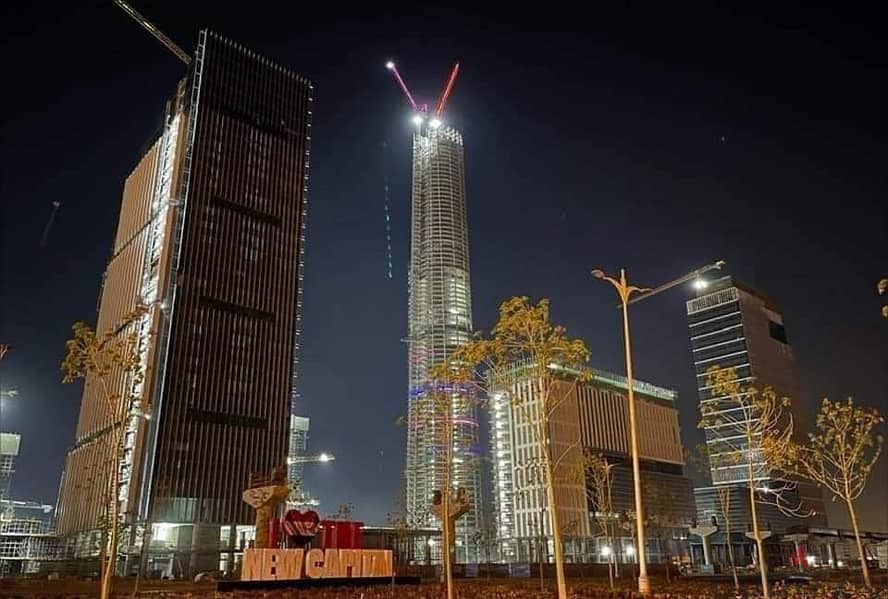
[591,260,725,594]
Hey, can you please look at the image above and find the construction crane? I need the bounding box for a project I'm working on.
[39,201,60,248]
[112,0,191,65]
[385,60,461,120]
[287,452,335,465]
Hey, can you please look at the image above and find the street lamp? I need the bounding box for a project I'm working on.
[590,260,725,594]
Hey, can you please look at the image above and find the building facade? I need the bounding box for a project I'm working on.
[404,122,482,562]
[489,364,695,564]
[686,276,826,564]
[1,433,61,576]
[55,30,313,576]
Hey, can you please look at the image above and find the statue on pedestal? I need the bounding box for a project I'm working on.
[242,466,290,549]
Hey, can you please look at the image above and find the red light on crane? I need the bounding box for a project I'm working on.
[434,62,460,117]
[386,59,461,121]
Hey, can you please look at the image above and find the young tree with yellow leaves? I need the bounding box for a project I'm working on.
[583,452,617,589]
[432,296,590,599]
[686,443,740,590]
[700,366,799,599]
[767,398,884,588]
[62,307,147,599]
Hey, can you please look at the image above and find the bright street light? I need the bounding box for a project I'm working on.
[412,114,424,126]
[318,452,333,462]
[626,545,635,556]
[601,545,612,557]
[590,259,725,595]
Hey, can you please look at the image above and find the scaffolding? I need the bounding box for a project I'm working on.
[0,501,62,576]
[405,124,482,563]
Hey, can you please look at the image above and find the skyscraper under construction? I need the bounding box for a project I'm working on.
[389,61,482,562]
[55,30,313,576]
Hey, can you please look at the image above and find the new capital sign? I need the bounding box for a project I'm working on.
[242,548,393,582]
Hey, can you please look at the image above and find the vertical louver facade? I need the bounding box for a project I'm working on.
[149,30,313,527]
[56,30,313,571]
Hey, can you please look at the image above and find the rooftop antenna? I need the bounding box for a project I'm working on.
[112,0,191,65]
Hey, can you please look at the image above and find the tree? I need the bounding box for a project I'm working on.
[583,452,617,589]
[329,502,355,520]
[62,307,147,599]
[767,398,884,588]
[700,366,799,599]
[419,371,476,599]
[715,485,740,591]
[433,297,590,599]
[878,278,887,318]
[686,443,740,590]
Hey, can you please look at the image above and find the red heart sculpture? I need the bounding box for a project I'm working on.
[281,509,320,541]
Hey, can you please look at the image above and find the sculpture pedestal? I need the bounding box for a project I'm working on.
[243,484,290,549]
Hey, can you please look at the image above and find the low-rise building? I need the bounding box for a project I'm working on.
[489,363,695,565]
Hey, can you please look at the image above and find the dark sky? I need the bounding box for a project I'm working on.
[1,3,886,530]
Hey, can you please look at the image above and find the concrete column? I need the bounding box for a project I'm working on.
[690,525,718,566]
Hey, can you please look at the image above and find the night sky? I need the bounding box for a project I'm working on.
[1,3,886,530]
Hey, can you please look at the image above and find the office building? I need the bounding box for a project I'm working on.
[687,276,826,565]
[404,122,482,562]
[1,433,61,575]
[1,433,19,501]
[489,363,695,564]
[55,30,313,576]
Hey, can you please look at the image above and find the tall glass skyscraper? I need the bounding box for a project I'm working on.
[687,276,825,534]
[56,30,313,576]
[405,123,481,562]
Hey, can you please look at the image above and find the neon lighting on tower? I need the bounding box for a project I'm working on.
[386,58,481,563]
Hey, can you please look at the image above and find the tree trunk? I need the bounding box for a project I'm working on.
[101,430,123,599]
[748,480,769,599]
[441,417,454,599]
[544,459,568,599]
[845,496,871,588]
[726,523,739,591]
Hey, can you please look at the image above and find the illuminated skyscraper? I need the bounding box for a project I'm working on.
[404,120,481,562]
[56,30,313,575]
[687,276,825,538]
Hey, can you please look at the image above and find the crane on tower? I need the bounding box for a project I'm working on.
[380,60,461,280]
[385,60,461,122]
[287,452,335,465]
[112,0,191,64]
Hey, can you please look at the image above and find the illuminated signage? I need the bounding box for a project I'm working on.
[242,548,393,582]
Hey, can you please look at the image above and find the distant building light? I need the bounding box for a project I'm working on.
[412,114,424,126]
[430,118,442,128]
[385,61,395,70]
[693,279,709,291]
